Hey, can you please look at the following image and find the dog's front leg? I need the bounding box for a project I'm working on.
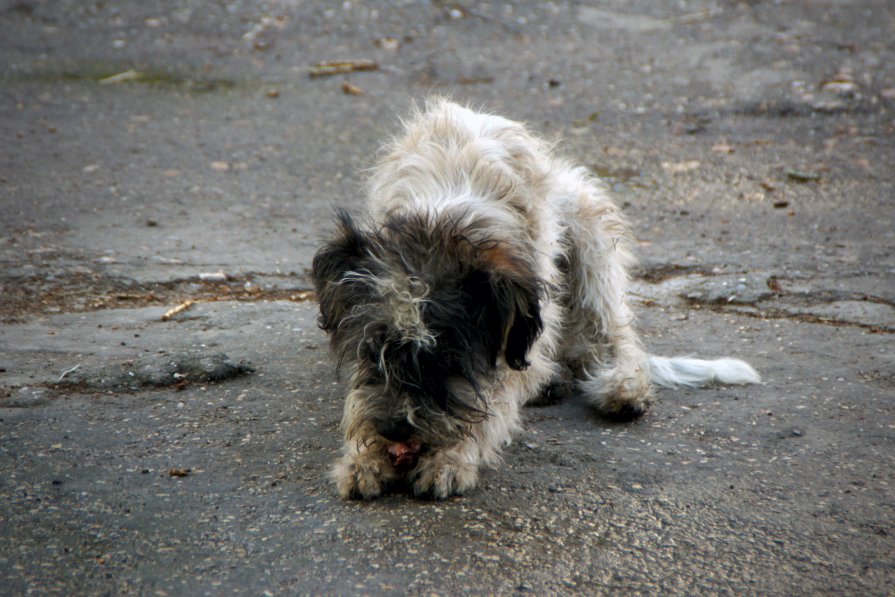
[411,438,481,499]
[331,421,398,500]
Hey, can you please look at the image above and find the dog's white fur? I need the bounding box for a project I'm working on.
[320,99,760,499]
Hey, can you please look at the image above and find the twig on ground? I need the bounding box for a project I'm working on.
[161,300,196,321]
[58,364,81,382]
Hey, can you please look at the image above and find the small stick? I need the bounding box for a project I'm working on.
[161,300,196,321]
[58,363,81,382]
[98,69,143,85]
[308,60,378,78]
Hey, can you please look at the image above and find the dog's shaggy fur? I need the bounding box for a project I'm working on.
[312,99,760,499]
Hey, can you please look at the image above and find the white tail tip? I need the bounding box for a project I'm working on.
[648,356,761,389]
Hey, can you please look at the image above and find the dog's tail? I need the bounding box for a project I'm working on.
[648,356,761,389]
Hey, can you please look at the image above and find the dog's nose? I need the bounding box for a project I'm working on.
[376,419,415,443]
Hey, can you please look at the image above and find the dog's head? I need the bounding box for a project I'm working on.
[311,209,543,461]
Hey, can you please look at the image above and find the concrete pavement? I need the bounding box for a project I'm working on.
[1,1,893,594]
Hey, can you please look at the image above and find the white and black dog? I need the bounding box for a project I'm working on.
[312,98,760,500]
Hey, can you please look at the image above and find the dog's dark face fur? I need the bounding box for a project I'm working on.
[312,210,543,452]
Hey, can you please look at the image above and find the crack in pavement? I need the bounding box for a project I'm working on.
[634,267,895,333]
[1,272,315,322]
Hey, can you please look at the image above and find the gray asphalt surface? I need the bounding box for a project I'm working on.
[1,1,893,594]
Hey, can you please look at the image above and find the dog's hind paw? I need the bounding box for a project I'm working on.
[331,453,390,500]
[411,452,478,499]
[581,365,652,420]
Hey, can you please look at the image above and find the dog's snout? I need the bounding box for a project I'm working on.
[376,419,415,443]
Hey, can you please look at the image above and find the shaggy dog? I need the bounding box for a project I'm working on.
[312,99,760,499]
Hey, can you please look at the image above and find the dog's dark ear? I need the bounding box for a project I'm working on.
[501,278,542,370]
[311,210,370,332]
[464,252,543,372]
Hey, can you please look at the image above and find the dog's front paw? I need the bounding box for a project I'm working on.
[411,451,478,499]
[331,451,393,500]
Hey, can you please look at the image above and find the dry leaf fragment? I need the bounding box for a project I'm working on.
[458,76,495,85]
[341,81,365,95]
[786,169,820,182]
[168,468,191,477]
[375,37,400,51]
[767,277,784,293]
[661,160,701,174]
[821,74,857,96]
[603,146,629,157]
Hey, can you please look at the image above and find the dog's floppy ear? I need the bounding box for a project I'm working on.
[501,278,543,370]
[311,210,371,332]
[464,248,543,371]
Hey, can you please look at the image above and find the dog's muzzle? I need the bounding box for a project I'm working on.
[376,419,423,469]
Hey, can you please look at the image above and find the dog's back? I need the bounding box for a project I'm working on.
[368,100,554,225]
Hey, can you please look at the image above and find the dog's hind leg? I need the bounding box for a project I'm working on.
[557,173,652,418]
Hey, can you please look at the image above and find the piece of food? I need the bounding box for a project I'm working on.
[387,439,422,468]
